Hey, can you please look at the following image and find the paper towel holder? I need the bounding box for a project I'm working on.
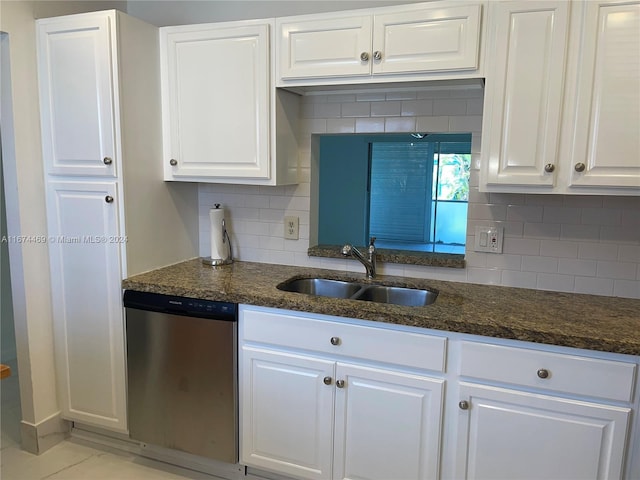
[202,204,234,267]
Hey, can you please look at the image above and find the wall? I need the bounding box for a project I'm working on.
[127,0,421,26]
[199,85,640,299]
[1,0,127,454]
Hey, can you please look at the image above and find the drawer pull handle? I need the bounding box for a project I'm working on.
[574,162,586,172]
[373,50,382,61]
[330,336,341,346]
[537,368,550,379]
[544,163,555,173]
[336,379,345,388]
[459,400,469,410]
[105,195,114,204]
[103,157,113,165]
[323,376,332,385]
[360,52,370,62]
[169,159,178,166]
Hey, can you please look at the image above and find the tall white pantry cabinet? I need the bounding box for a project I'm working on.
[37,10,198,432]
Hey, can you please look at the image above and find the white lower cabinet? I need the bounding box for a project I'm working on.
[454,341,635,480]
[239,307,638,480]
[240,306,445,480]
[455,383,630,480]
[46,180,126,430]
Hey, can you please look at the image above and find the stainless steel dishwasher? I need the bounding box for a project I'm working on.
[124,290,238,463]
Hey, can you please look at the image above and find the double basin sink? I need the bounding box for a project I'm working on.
[277,277,438,307]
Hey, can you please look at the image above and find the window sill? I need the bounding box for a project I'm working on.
[308,245,466,269]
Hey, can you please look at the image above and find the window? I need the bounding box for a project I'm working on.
[316,133,470,253]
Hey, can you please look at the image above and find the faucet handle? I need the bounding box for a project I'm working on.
[369,236,376,247]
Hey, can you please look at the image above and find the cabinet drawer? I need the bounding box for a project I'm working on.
[459,341,636,402]
[241,307,446,372]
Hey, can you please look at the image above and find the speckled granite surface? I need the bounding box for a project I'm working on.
[122,258,640,356]
[308,245,465,268]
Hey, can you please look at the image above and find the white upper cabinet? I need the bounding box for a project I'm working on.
[481,1,569,189]
[564,0,640,191]
[161,21,299,185]
[481,0,640,195]
[37,13,117,177]
[276,1,483,86]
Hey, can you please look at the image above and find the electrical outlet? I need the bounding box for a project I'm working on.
[284,216,299,240]
[474,225,504,253]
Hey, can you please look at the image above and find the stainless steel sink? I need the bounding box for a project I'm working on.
[353,284,438,307]
[276,278,362,299]
[277,277,438,307]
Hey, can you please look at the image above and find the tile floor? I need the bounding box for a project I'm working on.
[0,360,220,480]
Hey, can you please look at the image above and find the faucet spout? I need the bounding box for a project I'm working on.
[342,237,376,279]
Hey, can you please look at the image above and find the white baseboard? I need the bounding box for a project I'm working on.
[20,412,70,454]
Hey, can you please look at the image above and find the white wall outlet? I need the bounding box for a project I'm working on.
[284,216,299,240]
[474,225,504,253]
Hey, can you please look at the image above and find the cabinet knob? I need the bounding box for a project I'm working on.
[574,162,586,173]
[169,159,178,166]
[323,376,332,385]
[336,379,345,388]
[544,163,555,173]
[373,50,382,61]
[537,368,550,379]
[105,195,114,204]
[360,52,370,62]
[103,157,113,165]
[330,336,341,346]
[459,400,469,410]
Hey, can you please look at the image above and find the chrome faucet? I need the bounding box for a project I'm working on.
[342,237,376,279]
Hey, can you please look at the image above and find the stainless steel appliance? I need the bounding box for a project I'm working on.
[124,290,238,463]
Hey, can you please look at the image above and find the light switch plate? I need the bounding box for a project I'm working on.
[474,225,504,253]
[284,216,299,240]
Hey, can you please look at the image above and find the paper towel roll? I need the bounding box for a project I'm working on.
[210,206,229,261]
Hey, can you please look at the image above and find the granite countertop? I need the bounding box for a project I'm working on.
[122,258,640,356]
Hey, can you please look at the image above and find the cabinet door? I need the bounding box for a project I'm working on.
[46,180,127,432]
[567,1,640,191]
[277,14,372,79]
[240,347,335,480]
[37,13,117,177]
[481,1,569,189]
[455,383,631,480]
[333,364,444,480]
[372,4,481,75]
[162,24,270,180]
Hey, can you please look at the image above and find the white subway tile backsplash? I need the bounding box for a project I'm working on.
[578,242,619,261]
[503,238,541,256]
[197,86,640,299]
[542,206,581,225]
[385,117,416,132]
[596,260,637,280]
[539,239,578,258]
[561,224,601,241]
[341,102,371,117]
[506,205,543,223]
[371,101,402,117]
[433,98,467,115]
[449,115,482,132]
[401,100,433,117]
[501,270,537,289]
[613,280,640,299]
[523,223,561,239]
[355,117,385,132]
[536,273,575,293]
[558,258,597,276]
[574,276,614,296]
[581,208,622,226]
[416,116,450,132]
[521,255,558,273]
